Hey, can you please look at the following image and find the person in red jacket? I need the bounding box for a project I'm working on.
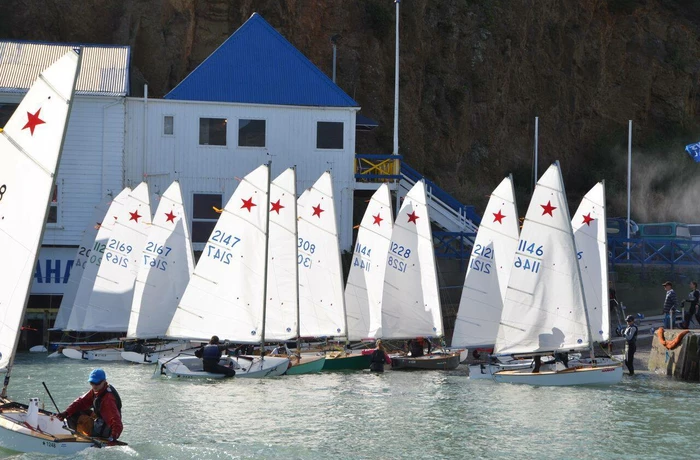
[57,368,123,442]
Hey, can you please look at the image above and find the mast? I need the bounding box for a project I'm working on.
[259,162,272,360]
[2,50,82,399]
[292,167,302,355]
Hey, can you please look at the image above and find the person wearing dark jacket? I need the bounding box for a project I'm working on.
[369,340,391,372]
[623,315,638,375]
[408,337,431,357]
[682,281,700,328]
[194,336,235,377]
[57,368,123,442]
[662,281,678,329]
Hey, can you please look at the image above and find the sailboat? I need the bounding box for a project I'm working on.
[158,164,289,378]
[0,50,121,454]
[121,181,196,364]
[63,183,152,361]
[447,176,532,378]
[265,168,325,374]
[51,194,112,333]
[296,172,367,370]
[492,163,623,385]
[381,181,461,370]
[344,183,394,342]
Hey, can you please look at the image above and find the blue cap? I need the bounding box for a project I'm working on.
[88,368,106,384]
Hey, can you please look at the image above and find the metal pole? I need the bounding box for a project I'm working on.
[627,120,632,260]
[393,0,401,216]
[260,162,272,359]
[332,44,337,83]
[534,117,539,187]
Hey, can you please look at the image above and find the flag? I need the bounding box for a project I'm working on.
[685,142,700,163]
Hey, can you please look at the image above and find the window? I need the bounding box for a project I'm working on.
[163,116,174,135]
[0,103,19,127]
[192,193,222,243]
[238,119,266,147]
[642,225,672,237]
[199,118,227,146]
[47,184,58,224]
[316,122,344,149]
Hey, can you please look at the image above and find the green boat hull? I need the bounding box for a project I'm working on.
[322,353,371,371]
[285,355,326,375]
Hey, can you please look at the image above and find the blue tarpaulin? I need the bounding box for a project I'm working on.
[685,142,700,162]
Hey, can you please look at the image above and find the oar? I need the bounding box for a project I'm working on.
[41,381,105,448]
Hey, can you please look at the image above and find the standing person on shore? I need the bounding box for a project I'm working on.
[623,315,638,375]
[662,281,677,329]
[683,281,700,328]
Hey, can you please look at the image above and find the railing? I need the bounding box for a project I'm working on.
[608,238,700,268]
[354,154,402,181]
[400,163,481,226]
[433,231,476,271]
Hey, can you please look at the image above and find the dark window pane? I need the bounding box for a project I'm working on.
[193,194,222,219]
[0,103,19,127]
[164,116,174,135]
[238,119,266,147]
[192,221,217,243]
[47,206,57,224]
[317,122,344,149]
[199,118,227,146]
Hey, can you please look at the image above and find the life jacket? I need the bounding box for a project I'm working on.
[92,385,122,438]
[626,325,638,345]
[371,349,385,364]
[202,344,222,361]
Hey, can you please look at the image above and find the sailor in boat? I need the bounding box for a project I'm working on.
[56,368,123,443]
[194,336,236,377]
[271,343,289,355]
[623,315,638,376]
[407,337,431,357]
[369,340,391,373]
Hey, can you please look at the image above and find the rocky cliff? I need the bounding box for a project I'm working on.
[3,0,700,220]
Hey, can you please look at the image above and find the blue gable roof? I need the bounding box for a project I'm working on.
[165,13,358,107]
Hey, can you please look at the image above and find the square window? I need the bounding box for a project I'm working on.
[238,119,266,147]
[192,193,222,243]
[199,118,227,146]
[47,184,58,224]
[164,116,174,135]
[317,122,344,149]
[0,103,19,127]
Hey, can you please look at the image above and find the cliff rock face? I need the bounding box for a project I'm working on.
[3,0,699,219]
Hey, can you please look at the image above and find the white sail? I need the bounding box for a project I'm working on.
[81,182,152,332]
[64,187,131,331]
[296,172,346,338]
[572,182,610,343]
[381,181,443,339]
[167,165,270,342]
[264,168,298,341]
[52,195,112,330]
[0,51,80,373]
[494,162,590,355]
[344,184,393,340]
[452,177,520,348]
[127,181,195,339]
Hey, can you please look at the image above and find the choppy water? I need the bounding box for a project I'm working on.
[1,353,699,459]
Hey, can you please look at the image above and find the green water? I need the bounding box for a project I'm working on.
[1,353,698,459]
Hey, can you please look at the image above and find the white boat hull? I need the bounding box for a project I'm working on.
[493,364,623,386]
[62,347,124,361]
[28,345,47,353]
[468,360,535,379]
[0,404,93,455]
[121,342,192,364]
[158,355,289,379]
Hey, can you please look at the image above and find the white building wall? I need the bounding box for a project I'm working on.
[125,98,357,251]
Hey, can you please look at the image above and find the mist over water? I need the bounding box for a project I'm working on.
[2,353,699,459]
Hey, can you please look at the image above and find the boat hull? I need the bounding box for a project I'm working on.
[390,353,461,370]
[321,353,371,371]
[62,347,124,361]
[158,355,289,379]
[468,360,534,379]
[285,355,326,375]
[493,364,624,386]
[121,342,192,364]
[0,404,94,455]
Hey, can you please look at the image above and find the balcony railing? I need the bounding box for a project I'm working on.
[354,154,402,182]
[608,238,700,268]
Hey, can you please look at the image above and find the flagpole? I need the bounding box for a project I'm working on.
[627,120,632,260]
[393,0,401,217]
[534,116,539,189]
